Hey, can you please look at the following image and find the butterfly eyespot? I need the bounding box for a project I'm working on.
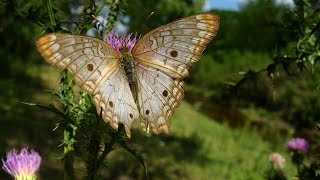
[146,110,150,115]
[87,64,94,71]
[162,90,168,97]
[108,101,114,108]
[129,113,133,118]
[170,50,178,57]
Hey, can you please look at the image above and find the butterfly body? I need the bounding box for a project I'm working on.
[36,13,220,137]
[119,53,139,103]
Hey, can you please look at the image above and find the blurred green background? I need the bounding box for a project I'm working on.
[0,0,319,179]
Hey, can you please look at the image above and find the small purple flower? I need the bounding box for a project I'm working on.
[287,137,309,153]
[106,29,140,53]
[2,148,41,180]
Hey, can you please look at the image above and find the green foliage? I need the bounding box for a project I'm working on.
[273,72,320,129]
[211,1,291,52]
[227,0,320,129]
[0,1,41,78]
[105,0,126,31]
[191,50,271,89]
[237,0,291,52]
[265,167,287,180]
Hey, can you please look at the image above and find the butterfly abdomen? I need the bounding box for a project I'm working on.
[120,53,138,103]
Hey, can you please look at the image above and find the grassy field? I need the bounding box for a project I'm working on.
[103,101,297,179]
[107,102,296,180]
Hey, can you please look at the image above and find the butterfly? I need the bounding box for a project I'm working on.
[35,13,220,137]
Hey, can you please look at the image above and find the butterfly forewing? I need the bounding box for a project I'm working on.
[133,13,220,78]
[36,33,120,93]
[36,33,139,137]
[133,13,219,134]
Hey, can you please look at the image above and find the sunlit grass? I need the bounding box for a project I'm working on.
[168,102,296,179]
[105,102,296,179]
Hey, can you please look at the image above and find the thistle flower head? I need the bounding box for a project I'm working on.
[268,152,285,169]
[2,148,41,180]
[287,137,309,153]
[106,29,140,53]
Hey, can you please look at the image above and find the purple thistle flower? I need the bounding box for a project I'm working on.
[106,29,140,53]
[2,148,41,180]
[287,137,309,153]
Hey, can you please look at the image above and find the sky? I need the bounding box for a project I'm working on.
[204,0,294,10]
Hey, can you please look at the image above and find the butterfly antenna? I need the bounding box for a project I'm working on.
[147,11,154,20]
[140,11,155,35]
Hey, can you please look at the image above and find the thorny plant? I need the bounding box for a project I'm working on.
[28,0,147,179]
[234,0,320,88]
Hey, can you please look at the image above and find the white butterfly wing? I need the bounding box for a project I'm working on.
[135,64,184,134]
[36,33,139,137]
[133,13,219,134]
[93,66,139,137]
[133,13,220,78]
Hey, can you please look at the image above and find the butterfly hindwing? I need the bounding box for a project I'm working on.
[93,67,139,137]
[135,63,184,134]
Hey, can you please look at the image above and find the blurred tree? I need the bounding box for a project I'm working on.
[210,0,291,53]
[0,0,68,78]
[0,1,41,78]
[123,0,204,34]
[237,0,291,52]
[207,9,239,51]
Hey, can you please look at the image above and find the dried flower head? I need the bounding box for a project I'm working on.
[106,29,140,53]
[287,137,309,153]
[2,148,41,180]
[268,152,286,169]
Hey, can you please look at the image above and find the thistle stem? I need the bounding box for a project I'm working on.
[60,70,76,180]
[87,117,116,180]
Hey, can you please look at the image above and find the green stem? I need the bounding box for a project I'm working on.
[87,133,100,180]
[64,151,75,180]
[46,0,56,27]
[87,140,115,180]
[87,118,116,180]
[61,70,76,180]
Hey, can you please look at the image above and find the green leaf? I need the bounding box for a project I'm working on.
[21,102,66,119]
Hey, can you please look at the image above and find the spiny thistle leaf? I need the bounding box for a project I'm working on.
[21,102,66,119]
